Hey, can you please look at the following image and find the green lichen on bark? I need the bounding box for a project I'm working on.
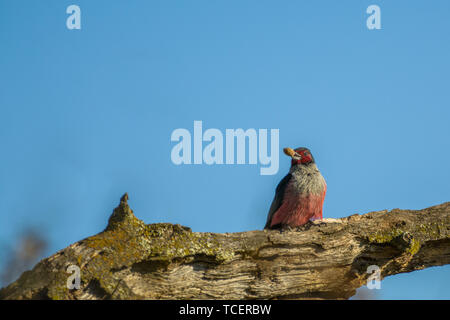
[86,202,236,265]
[367,228,405,244]
[415,222,447,240]
[365,219,448,257]
[406,238,421,255]
[39,194,237,299]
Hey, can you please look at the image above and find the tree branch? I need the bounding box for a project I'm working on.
[1,196,449,300]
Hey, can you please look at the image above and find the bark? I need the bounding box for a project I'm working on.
[1,194,449,300]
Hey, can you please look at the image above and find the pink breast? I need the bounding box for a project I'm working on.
[270,192,325,228]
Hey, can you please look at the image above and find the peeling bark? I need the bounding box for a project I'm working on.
[1,195,449,300]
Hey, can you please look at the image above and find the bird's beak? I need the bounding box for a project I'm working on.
[283,147,297,158]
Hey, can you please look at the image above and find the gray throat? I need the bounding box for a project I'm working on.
[289,163,326,195]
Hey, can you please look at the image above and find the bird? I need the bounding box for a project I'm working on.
[264,147,327,230]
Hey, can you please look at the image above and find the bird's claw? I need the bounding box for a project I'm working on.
[279,225,295,233]
[310,219,327,226]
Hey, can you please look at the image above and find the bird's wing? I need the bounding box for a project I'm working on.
[264,173,292,229]
[312,182,326,220]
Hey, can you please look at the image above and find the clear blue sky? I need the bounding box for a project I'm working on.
[1,0,449,299]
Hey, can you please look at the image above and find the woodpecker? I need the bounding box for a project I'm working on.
[264,147,327,229]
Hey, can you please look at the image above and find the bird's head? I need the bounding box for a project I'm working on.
[283,147,315,166]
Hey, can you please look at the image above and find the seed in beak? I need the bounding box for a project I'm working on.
[283,147,297,158]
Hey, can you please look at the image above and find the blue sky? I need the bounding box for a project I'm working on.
[0,0,449,299]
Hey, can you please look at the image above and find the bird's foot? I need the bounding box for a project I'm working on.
[278,225,295,233]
